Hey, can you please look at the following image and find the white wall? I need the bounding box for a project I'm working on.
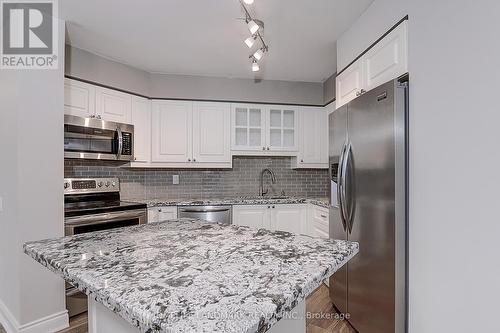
[337,0,500,332]
[0,19,68,332]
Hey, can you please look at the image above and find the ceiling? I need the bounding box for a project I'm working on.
[61,0,373,82]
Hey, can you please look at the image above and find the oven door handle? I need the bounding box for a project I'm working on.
[65,209,146,226]
[116,127,123,160]
[179,207,230,213]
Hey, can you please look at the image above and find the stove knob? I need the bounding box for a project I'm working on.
[97,182,103,188]
[105,181,110,187]
[111,181,116,187]
[64,182,70,189]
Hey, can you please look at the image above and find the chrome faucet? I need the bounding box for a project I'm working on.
[259,168,276,196]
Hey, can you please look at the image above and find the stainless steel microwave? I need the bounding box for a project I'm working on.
[64,115,134,161]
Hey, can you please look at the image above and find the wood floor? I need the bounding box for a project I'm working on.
[56,283,355,333]
[306,283,356,333]
[57,312,88,333]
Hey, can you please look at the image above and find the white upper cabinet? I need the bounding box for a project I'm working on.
[231,104,298,154]
[131,96,151,163]
[336,59,364,108]
[64,78,132,123]
[193,102,231,164]
[364,20,408,91]
[64,78,95,118]
[95,86,132,124]
[231,104,266,151]
[336,20,408,108]
[266,106,298,152]
[151,101,231,167]
[152,100,193,163]
[294,106,328,168]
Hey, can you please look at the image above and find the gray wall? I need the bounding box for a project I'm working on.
[65,45,151,96]
[0,19,67,330]
[149,73,324,105]
[65,45,327,105]
[338,0,500,332]
[322,73,336,104]
[64,157,329,200]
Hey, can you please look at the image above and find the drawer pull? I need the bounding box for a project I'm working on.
[320,214,327,218]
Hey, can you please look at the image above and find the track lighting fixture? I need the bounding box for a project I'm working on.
[252,59,260,72]
[244,36,256,48]
[239,0,269,73]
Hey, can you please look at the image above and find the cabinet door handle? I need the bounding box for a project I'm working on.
[320,214,327,218]
[267,147,270,150]
[360,89,366,94]
[187,158,191,162]
[272,205,275,209]
[267,206,271,209]
[193,158,196,162]
[262,147,266,150]
[300,159,304,163]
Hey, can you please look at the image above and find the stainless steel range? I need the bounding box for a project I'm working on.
[64,177,147,317]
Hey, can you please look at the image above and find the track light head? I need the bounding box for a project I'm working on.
[253,48,264,61]
[252,59,260,72]
[244,36,256,48]
[247,20,260,35]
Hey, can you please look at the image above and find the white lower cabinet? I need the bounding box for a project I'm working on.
[271,204,307,234]
[233,205,271,229]
[148,206,178,223]
[233,204,307,234]
[308,205,329,238]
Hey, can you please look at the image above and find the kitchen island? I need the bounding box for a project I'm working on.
[24,219,358,333]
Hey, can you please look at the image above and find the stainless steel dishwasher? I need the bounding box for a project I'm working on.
[177,205,232,224]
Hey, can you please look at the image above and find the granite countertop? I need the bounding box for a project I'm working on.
[138,196,330,209]
[24,219,357,333]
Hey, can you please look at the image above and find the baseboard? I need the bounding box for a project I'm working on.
[0,298,19,333]
[18,310,68,333]
[0,298,69,333]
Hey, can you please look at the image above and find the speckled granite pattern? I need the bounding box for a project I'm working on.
[24,219,357,333]
[142,197,330,209]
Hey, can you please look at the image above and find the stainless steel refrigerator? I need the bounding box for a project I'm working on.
[329,77,408,333]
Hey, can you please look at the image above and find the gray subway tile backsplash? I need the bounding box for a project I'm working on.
[64,157,329,200]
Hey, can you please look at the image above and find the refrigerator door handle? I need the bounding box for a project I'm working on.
[345,144,356,233]
[338,142,348,232]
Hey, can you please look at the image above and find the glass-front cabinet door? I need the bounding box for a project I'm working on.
[231,104,266,151]
[266,106,298,151]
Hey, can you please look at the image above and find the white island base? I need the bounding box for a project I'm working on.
[88,296,306,333]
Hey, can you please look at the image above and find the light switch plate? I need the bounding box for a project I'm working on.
[172,175,179,185]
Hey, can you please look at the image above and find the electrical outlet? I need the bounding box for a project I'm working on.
[172,175,179,185]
